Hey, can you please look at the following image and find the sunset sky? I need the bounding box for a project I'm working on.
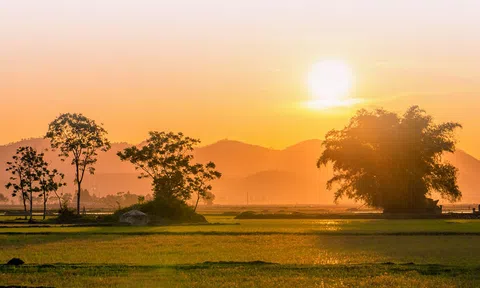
[1,1,480,157]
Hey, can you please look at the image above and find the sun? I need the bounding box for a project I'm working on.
[306,60,358,109]
[308,59,353,100]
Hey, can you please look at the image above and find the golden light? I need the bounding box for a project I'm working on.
[305,60,359,110]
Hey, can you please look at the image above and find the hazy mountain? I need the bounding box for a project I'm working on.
[444,150,480,203]
[0,138,479,204]
[194,140,281,177]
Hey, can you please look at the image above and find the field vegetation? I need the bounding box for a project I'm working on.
[2,216,480,287]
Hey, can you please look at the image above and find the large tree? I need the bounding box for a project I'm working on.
[317,106,462,212]
[117,131,221,205]
[45,113,111,214]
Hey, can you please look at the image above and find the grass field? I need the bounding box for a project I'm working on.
[2,217,480,287]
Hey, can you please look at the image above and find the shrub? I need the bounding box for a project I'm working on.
[114,197,207,224]
[55,206,82,223]
[234,211,257,219]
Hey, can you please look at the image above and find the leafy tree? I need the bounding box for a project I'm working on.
[99,191,143,209]
[60,193,73,208]
[190,162,221,211]
[38,168,66,219]
[52,186,69,210]
[45,113,111,214]
[5,149,29,219]
[317,106,462,213]
[5,147,45,222]
[202,191,215,206]
[117,131,221,206]
[76,189,95,203]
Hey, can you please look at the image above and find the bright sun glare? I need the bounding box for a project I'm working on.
[306,60,360,110]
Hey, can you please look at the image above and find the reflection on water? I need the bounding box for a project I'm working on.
[298,220,342,231]
[353,208,477,214]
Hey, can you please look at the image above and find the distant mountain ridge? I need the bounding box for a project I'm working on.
[0,138,479,204]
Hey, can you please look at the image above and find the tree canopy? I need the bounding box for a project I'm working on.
[38,167,66,218]
[45,113,111,214]
[317,106,462,212]
[117,131,221,205]
[5,146,63,221]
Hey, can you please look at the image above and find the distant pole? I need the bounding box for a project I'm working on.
[246,191,249,206]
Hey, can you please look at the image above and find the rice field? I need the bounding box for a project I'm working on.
[1,217,480,287]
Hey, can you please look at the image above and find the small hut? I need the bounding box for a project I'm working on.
[119,210,149,226]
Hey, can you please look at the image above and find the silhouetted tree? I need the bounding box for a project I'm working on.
[5,147,45,222]
[5,148,30,219]
[202,191,215,206]
[117,131,221,206]
[61,193,73,208]
[190,163,221,211]
[99,191,142,209]
[38,167,66,219]
[45,113,111,214]
[75,189,95,203]
[52,187,69,210]
[317,106,462,213]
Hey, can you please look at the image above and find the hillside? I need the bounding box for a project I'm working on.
[0,138,479,204]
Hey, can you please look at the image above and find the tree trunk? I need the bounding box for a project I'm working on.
[43,191,46,220]
[56,193,62,210]
[22,193,27,220]
[29,190,33,222]
[75,160,82,215]
[76,181,81,215]
[19,174,27,220]
[194,193,200,212]
[53,190,62,210]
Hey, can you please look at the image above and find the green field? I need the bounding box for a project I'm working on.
[2,217,480,287]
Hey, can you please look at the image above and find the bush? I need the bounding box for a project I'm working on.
[55,206,82,223]
[221,211,240,216]
[234,211,257,219]
[113,197,207,224]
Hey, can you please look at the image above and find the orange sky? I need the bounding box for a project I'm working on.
[1,1,480,157]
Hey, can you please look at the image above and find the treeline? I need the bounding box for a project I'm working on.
[0,190,153,210]
[3,106,464,219]
[75,189,153,209]
[4,113,221,223]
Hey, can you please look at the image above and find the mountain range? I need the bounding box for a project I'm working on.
[0,138,479,204]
